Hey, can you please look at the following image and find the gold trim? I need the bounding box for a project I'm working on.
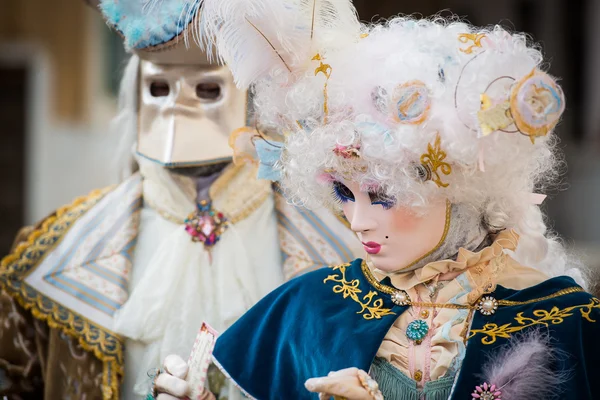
[497,286,585,306]
[469,296,600,345]
[146,163,271,226]
[361,260,396,295]
[362,260,587,308]
[420,134,452,188]
[324,263,395,320]
[313,54,332,123]
[0,186,123,400]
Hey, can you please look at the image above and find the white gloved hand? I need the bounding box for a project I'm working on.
[304,368,382,400]
[155,355,190,400]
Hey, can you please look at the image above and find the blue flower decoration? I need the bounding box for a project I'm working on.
[406,319,429,342]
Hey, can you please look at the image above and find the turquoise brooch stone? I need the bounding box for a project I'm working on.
[406,319,429,342]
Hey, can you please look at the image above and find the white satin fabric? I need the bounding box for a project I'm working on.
[116,160,282,399]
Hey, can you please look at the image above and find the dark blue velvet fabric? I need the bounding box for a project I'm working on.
[213,259,600,400]
[213,259,405,399]
[453,276,600,400]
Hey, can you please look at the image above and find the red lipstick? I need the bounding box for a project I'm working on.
[362,241,381,255]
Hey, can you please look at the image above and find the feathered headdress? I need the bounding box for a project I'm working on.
[197,0,361,87]
[197,4,567,255]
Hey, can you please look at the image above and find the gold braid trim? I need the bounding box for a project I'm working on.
[497,287,585,306]
[361,261,396,295]
[0,185,123,400]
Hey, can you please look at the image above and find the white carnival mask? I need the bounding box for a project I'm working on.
[137,60,247,168]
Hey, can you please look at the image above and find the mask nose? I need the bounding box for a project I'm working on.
[172,80,198,110]
[346,197,378,234]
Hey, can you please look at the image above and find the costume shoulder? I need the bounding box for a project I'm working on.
[454,276,600,400]
[0,173,143,400]
[213,258,405,400]
[468,275,600,345]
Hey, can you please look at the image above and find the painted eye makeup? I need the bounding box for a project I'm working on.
[332,181,355,203]
[369,191,395,210]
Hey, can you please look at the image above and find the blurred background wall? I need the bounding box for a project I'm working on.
[0,0,599,265]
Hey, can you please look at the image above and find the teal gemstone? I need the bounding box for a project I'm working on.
[406,319,429,342]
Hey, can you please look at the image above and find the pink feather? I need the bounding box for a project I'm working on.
[478,330,568,400]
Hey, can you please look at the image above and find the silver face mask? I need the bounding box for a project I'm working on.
[137,60,248,168]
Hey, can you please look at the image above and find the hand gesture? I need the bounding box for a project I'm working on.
[304,368,383,400]
[154,354,215,400]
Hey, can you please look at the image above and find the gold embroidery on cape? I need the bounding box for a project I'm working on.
[420,134,452,188]
[469,295,599,345]
[324,263,395,320]
[0,186,123,400]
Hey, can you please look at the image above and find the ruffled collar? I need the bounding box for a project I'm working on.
[373,230,519,293]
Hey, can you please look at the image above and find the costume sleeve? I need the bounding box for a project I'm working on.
[0,224,46,398]
[1,218,108,399]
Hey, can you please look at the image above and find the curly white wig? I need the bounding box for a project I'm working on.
[198,2,584,283]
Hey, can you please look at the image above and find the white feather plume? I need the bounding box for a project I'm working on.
[197,0,360,88]
[479,330,568,400]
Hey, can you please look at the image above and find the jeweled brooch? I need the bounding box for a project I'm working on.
[476,296,499,316]
[472,382,502,399]
[184,200,228,247]
[391,290,411,306]
[406,319,429,342]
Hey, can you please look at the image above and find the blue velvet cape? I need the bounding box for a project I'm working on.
[213,258,600,399]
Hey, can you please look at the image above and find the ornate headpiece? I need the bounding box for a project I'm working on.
[196,1,565,211]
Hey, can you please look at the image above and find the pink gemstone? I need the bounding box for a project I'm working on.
[490,385,496,391]
[472,394,481,399]
[476,386,482,392]
[199,218,216,236]
[483,383,488,391]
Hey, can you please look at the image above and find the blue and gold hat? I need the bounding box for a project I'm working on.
[86,0,213,65]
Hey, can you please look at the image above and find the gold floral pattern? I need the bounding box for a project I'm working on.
[324,264,395,320]
[469,297,600,345]
[420,134,452,188]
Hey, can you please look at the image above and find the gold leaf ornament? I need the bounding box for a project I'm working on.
[313,53,332,123]
[469,296,600,345]
[420,134,452,188]
[323,264,396,320]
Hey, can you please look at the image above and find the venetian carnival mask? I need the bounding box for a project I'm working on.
[137,60,247,167]
[334,180,450,273]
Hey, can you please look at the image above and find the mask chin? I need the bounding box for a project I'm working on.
[381,201,489,275]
